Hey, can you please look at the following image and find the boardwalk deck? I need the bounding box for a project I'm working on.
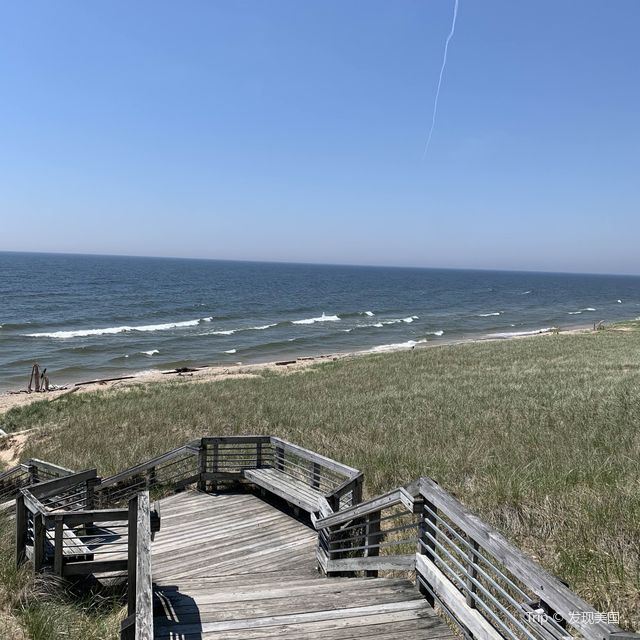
[151,490,456,640]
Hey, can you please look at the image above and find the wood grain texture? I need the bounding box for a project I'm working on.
[150,490,454,640]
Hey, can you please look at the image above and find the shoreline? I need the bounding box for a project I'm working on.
[0,324,595,416]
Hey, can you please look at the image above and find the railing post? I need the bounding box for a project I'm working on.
[417,499,437,606]
[275,444,285,471]
[145,467,156,490]
[27,462,38,485]
[33,512,45,572]
[365,510,381,577]
[256,442,263,469]
[16,493,27,566]
[310,462,321,490]
[127,494,139,616]
[352,475,363,506]
[85,476,100,510]
[54,515,64,576]
[197,440,208,492]
[466,538,479,609]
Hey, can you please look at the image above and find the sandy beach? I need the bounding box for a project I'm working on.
[0,325,592,417]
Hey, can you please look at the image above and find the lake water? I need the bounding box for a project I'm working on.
[1,252,639,390]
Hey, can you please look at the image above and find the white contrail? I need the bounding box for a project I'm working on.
[423,0,459,159]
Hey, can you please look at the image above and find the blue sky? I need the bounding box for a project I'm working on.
[1,1,639,274]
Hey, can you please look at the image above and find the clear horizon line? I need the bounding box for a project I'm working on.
[0,248,638,278]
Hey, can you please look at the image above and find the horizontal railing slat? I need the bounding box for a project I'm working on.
[270,437,359,477]
[98,446,197,488]
[315,488,404,528]
[418,477,618,640]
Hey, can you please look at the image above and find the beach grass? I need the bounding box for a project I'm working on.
[2,327,639,633]
[0,515,124,640]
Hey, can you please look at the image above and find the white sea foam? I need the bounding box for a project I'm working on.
[25,318,208,339]
[478,312,501,317]
[292,313,340,325]
[568,311,582,315]
[347,322,385,332]
[364,311,374,317]
[141,350,159,356]
[427,330,444,337]
[487,327,554,339]
[367,339,428,353]
[617,300,622,304]
[224,349,237,354]
[210,329,236,336]
[402,315,419,323]
[202,316,213,322]
[520,291,532,295]
[582,307,596,312]
[250,324,277,331]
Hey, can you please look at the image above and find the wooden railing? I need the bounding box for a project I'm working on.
[94,441,201,507]
[16,470,129,576]
[0,458,74,504]
[315,485,420,576]
[315,477,639,640]
[120,491,153,640]
[200,435,363,509]
[8,442,639,640]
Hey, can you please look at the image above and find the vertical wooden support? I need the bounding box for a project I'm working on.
[352,475,364,506]
[466,538,479,609]
[275,445,285,471]
[310,462,321,490]
[85,476,99,510]
[211,442,219,492]
[145,467,156,490]
[418,499,437,606]
[28,463,38,485]
[256,442,263,469]
[197,441,208,491]
[16,494,27,567]
[365,510,382,577]
[135,491,153,640]
[33,513,45,572]
[54,515,64,576]
[127,494,139,616]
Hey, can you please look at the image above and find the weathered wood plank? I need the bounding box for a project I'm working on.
[315,489,403,528]
[415,553,502,640]
[243,468,322,512]
[135,491,153,640]
[326,554,415,572]
[418,477,620,640]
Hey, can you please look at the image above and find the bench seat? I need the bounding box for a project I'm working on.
[46,524,94,562]
[243,468,324,513]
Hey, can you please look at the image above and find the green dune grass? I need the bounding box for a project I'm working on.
[1,326,639,636]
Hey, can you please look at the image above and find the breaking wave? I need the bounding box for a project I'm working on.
[478,312,501,317]
[25,318,211,339]
[367,339,428,353]
[141,350,159,356]
[292,313,340,325]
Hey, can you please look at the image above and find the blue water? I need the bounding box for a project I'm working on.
[1,252,639,391]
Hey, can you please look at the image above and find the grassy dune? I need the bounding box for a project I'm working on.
[2,328,640,633]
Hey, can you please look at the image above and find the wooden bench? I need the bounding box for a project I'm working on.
[46,524,94,562]
[243,468,324,513]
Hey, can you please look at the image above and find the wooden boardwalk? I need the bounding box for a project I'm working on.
[151,491,456,640]
[13,437,630,640]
